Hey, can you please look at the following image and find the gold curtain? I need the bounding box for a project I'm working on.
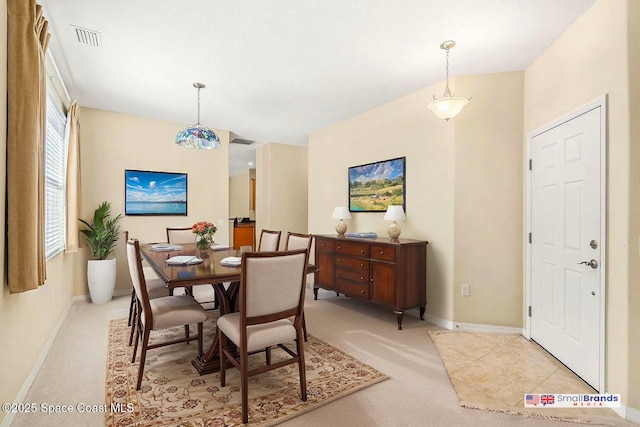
[7,0,51,293]
[65,102,81,254]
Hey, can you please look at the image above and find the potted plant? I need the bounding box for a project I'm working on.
[79,201,122,304]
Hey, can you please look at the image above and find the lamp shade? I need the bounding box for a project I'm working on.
[175,124,221,149]
[384,205,406,221]
[332,206,351,220]
[428,96,469,121]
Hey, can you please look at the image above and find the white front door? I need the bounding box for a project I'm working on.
[529,101,605,390]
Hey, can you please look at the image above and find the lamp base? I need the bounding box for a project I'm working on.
[388,221,401,242]
[335,220,347,237]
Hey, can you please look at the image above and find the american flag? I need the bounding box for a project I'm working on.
[525,394,540,405]
[541,394,555,406]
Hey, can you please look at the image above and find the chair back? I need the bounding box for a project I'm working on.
[126,238,153,324]
[284,232,313,253]
[167,227,195,244]
[240,249,308,322]
[258,229,281,251]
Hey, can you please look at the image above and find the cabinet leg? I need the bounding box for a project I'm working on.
[393,310,404,330]
[313,287,318,300]
[420,306,425,320]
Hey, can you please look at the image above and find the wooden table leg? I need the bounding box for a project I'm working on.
[191,281,239,375]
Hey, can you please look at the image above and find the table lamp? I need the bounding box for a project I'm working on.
[332,207,351,237]
[384,205,406,242]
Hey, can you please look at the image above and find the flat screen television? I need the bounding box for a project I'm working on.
[348,157,406,212]
[125,169,187,216]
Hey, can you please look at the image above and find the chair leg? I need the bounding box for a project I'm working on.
[219,329,226,387]
[197,322,203,356]
[131,319,140,363]
[136,328,151,390]
[185,325,190,343]
[265,346,271,365]
[241,342,249,424]
[127,289,136,326]
[128,303,137,346]
[302,313,308,342]
[296,331,307,401]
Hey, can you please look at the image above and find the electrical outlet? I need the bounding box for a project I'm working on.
[461,284,470,297]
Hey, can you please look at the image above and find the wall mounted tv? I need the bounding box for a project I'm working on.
[348,157,406,212]
[125,169,187,216]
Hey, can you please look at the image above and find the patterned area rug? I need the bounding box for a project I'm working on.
[428,330,625,426]
[105,317,387,426]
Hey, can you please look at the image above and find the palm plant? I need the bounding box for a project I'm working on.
[79,201,122,260]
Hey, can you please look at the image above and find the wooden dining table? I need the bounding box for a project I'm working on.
[139,242,316,376]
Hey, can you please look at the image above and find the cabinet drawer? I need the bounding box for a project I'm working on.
[335,256,369,271]
[336,267,369,283]
[336,278,370,299]
[335,241,369,258]
[370,244,395,262]
[316,238,335,251]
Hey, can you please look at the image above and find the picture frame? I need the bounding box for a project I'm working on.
[125,169,188,216]
[348,157,406,212]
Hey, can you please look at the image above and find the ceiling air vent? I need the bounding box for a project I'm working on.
[71,25,102,48]
[230,138,254,145]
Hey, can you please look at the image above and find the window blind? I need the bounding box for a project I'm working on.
[44,92,67,259]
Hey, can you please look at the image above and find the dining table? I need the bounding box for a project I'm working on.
[139,242,316,376]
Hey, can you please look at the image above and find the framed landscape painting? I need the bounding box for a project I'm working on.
[125,169,187,216]
[348,157,405,212]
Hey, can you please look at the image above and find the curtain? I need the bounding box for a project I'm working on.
[7,0,51,293]
[65,102,81,254]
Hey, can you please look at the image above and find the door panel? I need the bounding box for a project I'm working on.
[530,106,601,389]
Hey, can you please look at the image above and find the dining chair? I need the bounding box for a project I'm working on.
[257,229,281,251]
[166,227,217,310]
[126,238,208,390]
[124,231,170,344]
[284,232,314,341]
[166,227,196,244]
[217,249,309,424]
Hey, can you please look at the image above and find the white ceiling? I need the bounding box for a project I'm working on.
[41,0,596,176]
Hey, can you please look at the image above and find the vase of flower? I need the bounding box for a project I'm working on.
[192,221,217,252]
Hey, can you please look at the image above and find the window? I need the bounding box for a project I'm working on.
[44,91,67,259]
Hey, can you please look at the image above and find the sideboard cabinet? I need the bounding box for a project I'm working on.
[313,235,428,330]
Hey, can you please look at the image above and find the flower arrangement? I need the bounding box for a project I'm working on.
[192,221,217,250]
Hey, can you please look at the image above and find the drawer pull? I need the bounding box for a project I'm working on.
[337,245,341,250]
[337,258,341,262]
[360,249,365,253]
[360,263,364,267]
[360,276,364,280]
[322,243,326,247]
[370,278,374,282]
[360,290,365,295]
[380,251,384,255]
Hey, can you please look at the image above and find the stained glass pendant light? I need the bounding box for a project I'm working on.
[175,83,220,149]
[428,40,472,121]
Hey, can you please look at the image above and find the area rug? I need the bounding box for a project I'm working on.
[428,330,624,425]
[105,317,387,426]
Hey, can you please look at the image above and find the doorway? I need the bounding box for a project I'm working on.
[525,96,606,391]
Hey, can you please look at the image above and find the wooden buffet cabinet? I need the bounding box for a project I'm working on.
[313,234,428,330]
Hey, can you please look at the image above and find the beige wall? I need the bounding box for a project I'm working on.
[229,170,250,218]
[255,142,308,249]
[524,0,637,407]
[79,108,230,295]
[309,73,523,325]
[453,72,524,326]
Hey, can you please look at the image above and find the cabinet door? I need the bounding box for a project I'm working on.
[316,251,335,290]
[371,261,395,305]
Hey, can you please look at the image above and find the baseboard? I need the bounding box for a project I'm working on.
[622,404,640,423]
[0,297,74,427]
[424,314,522,334]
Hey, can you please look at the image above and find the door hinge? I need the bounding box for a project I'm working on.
[528,232,532,244]
[528,306,532,317]
[529,159,532,170]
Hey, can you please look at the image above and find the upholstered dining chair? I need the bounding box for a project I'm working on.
[257,229,281,251]
[284,232,314,341]
[124,231,170,345]
[217,249,309,424]
[126,238,208,390]
[166,227,217,310]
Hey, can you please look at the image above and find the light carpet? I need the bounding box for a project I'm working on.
[105,317,387,426]
[428,330,625,426]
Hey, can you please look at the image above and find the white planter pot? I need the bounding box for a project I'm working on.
[87,258,117,304]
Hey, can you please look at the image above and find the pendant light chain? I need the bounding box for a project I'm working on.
[445,46,450,91]
[196,86,201,125]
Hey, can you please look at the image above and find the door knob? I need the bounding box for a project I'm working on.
[578,259,598,269]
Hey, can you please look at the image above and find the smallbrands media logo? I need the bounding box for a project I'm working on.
[523,394,621,408]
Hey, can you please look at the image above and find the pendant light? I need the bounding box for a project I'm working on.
[428,40,472,121]
[175,83,221,149]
